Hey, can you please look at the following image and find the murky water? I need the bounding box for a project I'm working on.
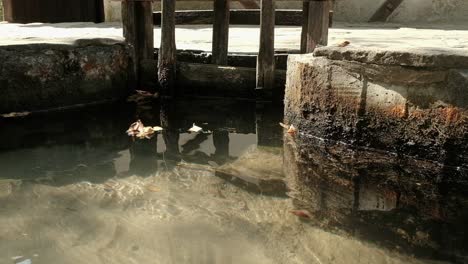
[0,99,465,264]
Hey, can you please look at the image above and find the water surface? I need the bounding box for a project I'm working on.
[0,99,464,264]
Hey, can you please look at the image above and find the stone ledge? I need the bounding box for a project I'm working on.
[0,40,130,113]
[285,53,468,164]
[313,47,468,69]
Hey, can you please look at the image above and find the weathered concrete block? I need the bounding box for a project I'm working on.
[0,40,130,113]
[285,49,468,163]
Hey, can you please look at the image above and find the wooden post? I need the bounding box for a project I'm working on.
[256,0,275,90]
[303,0,330,53]
[159,0,177,95]
[300,1,309,53]
[122,0,154,86]
[212,0,230,65]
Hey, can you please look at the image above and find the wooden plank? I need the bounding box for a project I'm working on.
[238,0,260,9]
[122,0,137,79]
[212,0,230,65]
[136,1,154,61]
[122,0,153,87]
[153,10,305,26]
[369,0,404,22]
[300,1,309,53]
[158,0,177,94]
[256,0,275,90]
[304,0,330,53]
[3,0,13,22]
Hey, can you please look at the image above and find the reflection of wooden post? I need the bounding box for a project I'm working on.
[212,0,230,65]
[160,102,180,161]
[256,104,283,147]
[158,0,177,95]
[122,0,154,86]
[213,131,230,161]
[300,1,309,53]
[302,0,330,53]
[256,0,275,90]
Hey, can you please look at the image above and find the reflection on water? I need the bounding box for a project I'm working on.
[0,99,465,263]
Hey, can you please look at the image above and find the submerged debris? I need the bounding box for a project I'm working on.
[126,120,163,139]
[290,210,313,219]
[146,184,160,192]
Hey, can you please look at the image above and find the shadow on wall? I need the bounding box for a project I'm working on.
[333,0,468,23]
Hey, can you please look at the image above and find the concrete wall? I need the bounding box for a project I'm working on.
[284,47,468,164]
[0,40,130,113]
[104,0,468,24]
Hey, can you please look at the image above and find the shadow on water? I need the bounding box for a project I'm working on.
[0,98,282,188]
[0,98,467,263]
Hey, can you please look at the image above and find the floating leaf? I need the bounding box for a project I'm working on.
[126,120,144,137]
[126,120,163,139]
[188,123,203,133]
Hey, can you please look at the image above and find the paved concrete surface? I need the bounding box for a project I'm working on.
[1,22,467,54]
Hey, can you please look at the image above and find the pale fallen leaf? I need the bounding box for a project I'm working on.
[279,122,289,129]
[337,40,350,47]
[152,126,163,132]
[188,123,203,133]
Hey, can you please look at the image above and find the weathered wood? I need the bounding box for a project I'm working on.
[122,0,153,86]
[158,0,177,94]
[369,0,404,22]
[153,10,333,26]
[177,62,286,98]
[256,0,275,90]
[122,1,137,80]
[305,0,330,53]
[150,49,290,71]
[238,0,260,9]
[212,0,230,65]
[300,1,309,53]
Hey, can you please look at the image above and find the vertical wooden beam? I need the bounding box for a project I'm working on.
[212,0,230,65]
[300,1,309,53]
[122,0,153,86]
[304,0,330,53]
[158,0,177,95]
[256,0,275,90]
[122,0,137,82]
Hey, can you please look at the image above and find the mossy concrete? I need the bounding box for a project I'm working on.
[0,39,130,113]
